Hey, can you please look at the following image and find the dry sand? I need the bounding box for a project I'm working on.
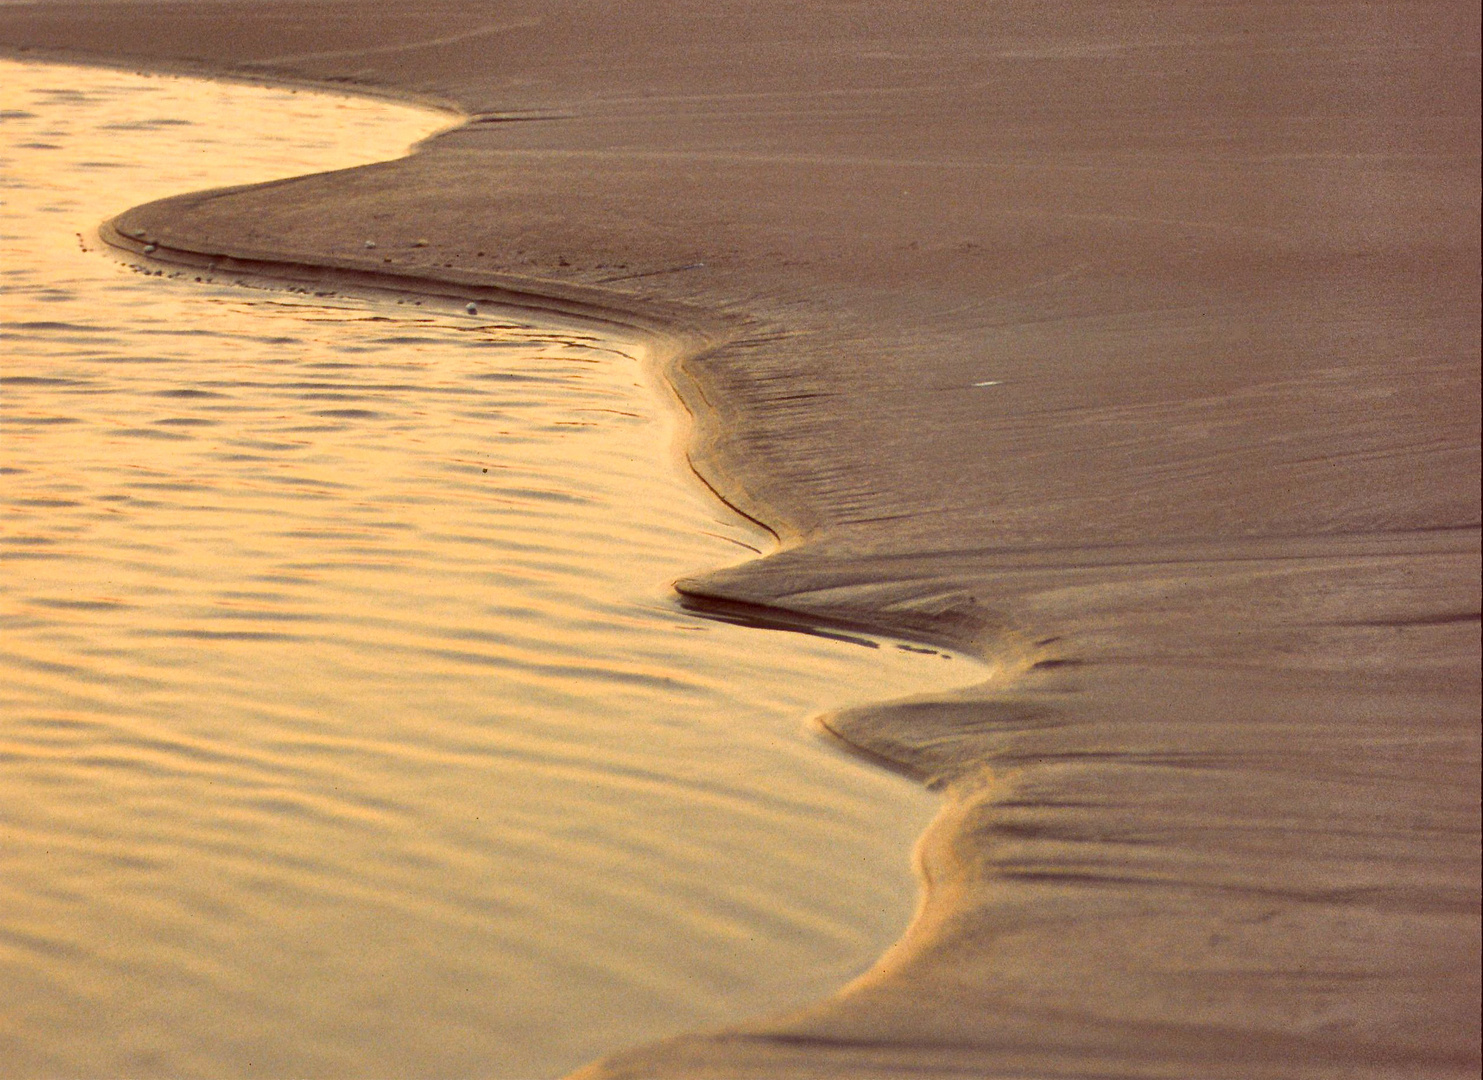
[3,2,1479,1077]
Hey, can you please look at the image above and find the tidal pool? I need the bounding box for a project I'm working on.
[0,60,976,1078]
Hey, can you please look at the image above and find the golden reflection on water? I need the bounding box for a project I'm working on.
[0,61,976,1078]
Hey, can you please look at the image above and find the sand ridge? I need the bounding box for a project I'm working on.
[3,2,1479,1076]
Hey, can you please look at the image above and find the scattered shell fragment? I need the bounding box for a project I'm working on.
[413,239,429,248]
[143,243,157,255]
[364,240,376,249]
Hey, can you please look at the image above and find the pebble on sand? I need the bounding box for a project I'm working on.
[466,302,478,315]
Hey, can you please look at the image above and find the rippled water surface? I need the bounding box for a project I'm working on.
[0,61,976,1077]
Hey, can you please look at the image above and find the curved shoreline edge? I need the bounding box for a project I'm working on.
[97,160,1013,1072]
[6,3,1481,1076]
[96,206,789,554]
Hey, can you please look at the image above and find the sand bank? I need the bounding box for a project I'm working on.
[3,2,1479,1076]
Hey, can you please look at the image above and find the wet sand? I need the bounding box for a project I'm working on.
[3,3,1479,1077]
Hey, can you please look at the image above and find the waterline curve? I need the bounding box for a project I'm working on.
[0,58,985,1079]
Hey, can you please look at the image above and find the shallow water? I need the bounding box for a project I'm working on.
[0,60,978,1078]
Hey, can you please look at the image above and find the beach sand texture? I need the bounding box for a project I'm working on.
[3,3,1479,1077]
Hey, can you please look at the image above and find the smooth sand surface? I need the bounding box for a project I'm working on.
[4,3,1479,1077]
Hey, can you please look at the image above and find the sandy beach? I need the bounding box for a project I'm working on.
[3,2,1479,1077]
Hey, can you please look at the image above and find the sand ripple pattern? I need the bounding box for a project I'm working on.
[0,62,968,1078]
